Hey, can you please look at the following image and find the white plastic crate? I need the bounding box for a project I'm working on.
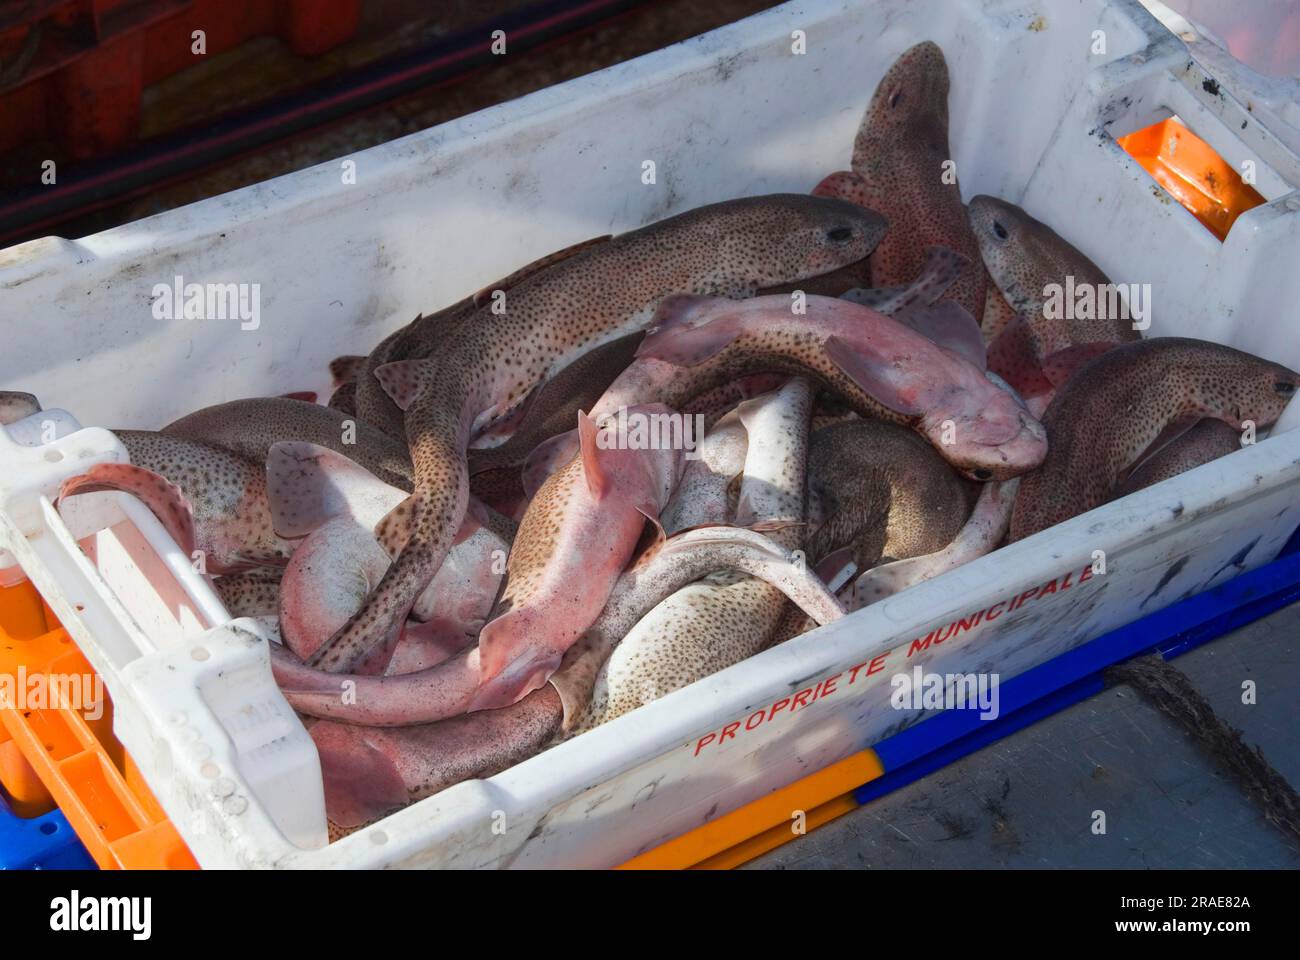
[1,0,1298,868]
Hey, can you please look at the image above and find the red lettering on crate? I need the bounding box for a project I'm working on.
[691,562,1100,757]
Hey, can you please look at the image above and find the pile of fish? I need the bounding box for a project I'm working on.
[8,41,1298,832]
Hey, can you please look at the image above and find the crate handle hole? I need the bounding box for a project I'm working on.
[1116,116,1267,242]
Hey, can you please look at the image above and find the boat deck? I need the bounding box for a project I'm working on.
[751,603,1300,869]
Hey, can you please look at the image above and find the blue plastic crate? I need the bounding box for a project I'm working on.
[853,521,1300,805]
[0,788,96,870]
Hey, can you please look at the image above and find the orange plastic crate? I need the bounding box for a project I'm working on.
[1118,117,1266,241]
[0,578,197,869]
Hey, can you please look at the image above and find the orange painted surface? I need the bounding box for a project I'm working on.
[691,793,861,870]
[619,750,883,870]
[0,578,197,869]
[1118,117,1266,241]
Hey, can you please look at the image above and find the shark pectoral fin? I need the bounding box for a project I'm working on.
[987,313,1053,398]
[266,441,388,539]
[329,354,366,386]
[472,376,546,450]
[840,284,911,310]
[522,430,578,498]
[823,335,925,415]
[903,301,986,371]
[812,170,869,204]
[454,498,488,546]
[1120,415,1203,487]
[635,502,666,547]
[916,245,971,300]
[577,412,610,499]
[814,546,856,587]
[732,386,779,432]
[58,463,198,558]
[472,612,558,710]
[1041,341,1119,389]
[374,359,431,411]
[375,495,416,559]
[549,632,608,732]
[638,294,738,365]
[744,518,805,540]
[852,245,970,315]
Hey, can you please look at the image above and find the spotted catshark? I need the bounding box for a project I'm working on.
[968,195,1141,402]
[306,194,886,673]
[310,524,844,827]
[814,41,987,325]
[586,293,1046,482]
[1010,338,1300,541]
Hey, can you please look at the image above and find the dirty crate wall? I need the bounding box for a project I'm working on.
[0,0,1297,868]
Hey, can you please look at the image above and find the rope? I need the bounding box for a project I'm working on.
[1105,654,1300,848]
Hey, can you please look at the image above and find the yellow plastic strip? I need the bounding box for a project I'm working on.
[618,749,883,870]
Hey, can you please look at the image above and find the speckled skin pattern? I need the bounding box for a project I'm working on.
[354,234,617,440]
[1113,418,1243,498]
[309,524,845,827]
[980,271,1018,344]
[851,476,1019,609]
[471,405,684,711]
[592,293,1046,481]
[467,331,644,506]
[1010,338,1300,541]
[771,417,972,644]
[109,430,295,571]
[309,195,886,674]
[309,684,564,828]
[563,527,845,735]
[271,643,484,726]
[585,381,813,724]
[804,419,972,570]
[329,355,366,385]
[969,194,1140,392]
[212,569,281,617]
[264,442,506,684]
[815,41,986,325]
[589,573,779,722]
[307,528,839,739]
[328,381,357,416]
[163,397,412,491]
[660,407,747,534]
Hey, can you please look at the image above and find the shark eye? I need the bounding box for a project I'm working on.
[1276,380,1297,396]
[888,88,903,109]
[825,226,854,244]
[972,468,994,480]
[992,220,1010,241]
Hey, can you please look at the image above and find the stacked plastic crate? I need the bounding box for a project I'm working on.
[0,578,195,869]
